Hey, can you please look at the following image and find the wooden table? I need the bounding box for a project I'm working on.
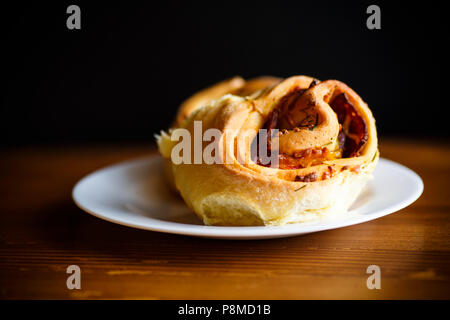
[1,139,449,299]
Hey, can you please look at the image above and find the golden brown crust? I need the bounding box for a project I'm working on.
[173,76,282,127]
[158,75,379,226]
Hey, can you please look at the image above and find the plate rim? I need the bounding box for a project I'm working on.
[72,156,424,239]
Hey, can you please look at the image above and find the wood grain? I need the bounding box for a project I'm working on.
[0,139,449,299]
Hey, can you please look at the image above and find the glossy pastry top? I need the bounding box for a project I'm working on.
[174,76,282,127]
[257,77,371,172]
[157,75,379,226]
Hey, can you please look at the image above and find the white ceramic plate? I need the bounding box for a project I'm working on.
[72,156,423,239]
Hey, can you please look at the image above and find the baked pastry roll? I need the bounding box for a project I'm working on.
[157,76,378,226]
[174,76,282,127]
[161,76,281,190]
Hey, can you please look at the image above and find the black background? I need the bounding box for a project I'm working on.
[3,2,447,147]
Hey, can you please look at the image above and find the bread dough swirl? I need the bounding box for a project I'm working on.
[157,76,378,226]
[174,76,282,127]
